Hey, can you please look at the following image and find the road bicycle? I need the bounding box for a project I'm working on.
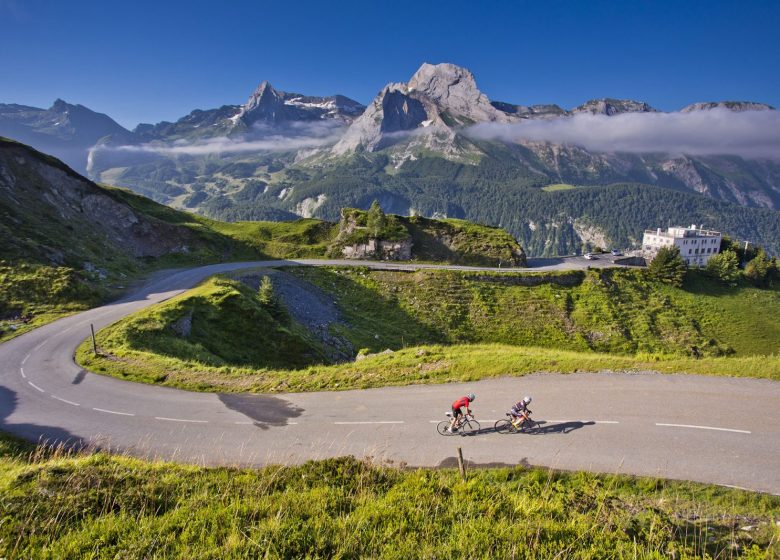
[494,409,537,434]
[437,412,480,436]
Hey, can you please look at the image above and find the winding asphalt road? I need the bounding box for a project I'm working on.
[1,259,778,494]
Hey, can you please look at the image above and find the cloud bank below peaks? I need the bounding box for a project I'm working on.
[101,121,344,156]
[466,108,780,160]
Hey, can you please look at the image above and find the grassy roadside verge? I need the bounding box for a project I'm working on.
[77,341,780,394]
[1,433,777,558]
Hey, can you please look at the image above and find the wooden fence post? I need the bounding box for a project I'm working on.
[457,446,467,480]
[90,324,97,356]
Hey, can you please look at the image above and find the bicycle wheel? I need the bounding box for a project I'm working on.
[521,420,539,433]
[494,419,516,434]
[437,420,456,436]
[460,419,481,436]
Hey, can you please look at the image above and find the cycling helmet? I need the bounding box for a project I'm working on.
[522,396,532,405]
[467,393,476,401]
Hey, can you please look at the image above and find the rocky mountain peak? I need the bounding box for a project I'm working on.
[407,62,507,123]
[680,101,775,113]
[571,98,657,116]
[408,63,476,98]
[333,62,511,155]
[50,98,72,113]
[248,80,276,100]
[231,81,365,131]
[238,81,285,125]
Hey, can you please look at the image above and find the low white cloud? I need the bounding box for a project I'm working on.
[466,108,780,160]
[99,120,345,156]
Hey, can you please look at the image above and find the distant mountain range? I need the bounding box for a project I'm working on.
[2,62,779,256]
[0,99,131,173]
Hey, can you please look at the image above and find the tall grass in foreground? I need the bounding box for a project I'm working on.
[0,434,777,558]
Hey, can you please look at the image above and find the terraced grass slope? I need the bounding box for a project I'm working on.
[78,267,780,393]
[1,434,777,558]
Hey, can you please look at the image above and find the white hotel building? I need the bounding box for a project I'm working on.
[642,225,722,267]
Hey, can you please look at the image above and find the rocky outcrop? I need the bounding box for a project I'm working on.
[342,238,413,260]
[328,207,526,265]
[171,309,193,337]
[573,219,610,250]
[330,207,414,261]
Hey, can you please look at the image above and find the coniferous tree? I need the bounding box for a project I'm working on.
[258,275,275,306]
[257,275,287,320]
[647,246,687,286]
[366,200,387,238]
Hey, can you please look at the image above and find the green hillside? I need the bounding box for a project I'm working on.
[0,138,338,340]
[77,268,780,393]
[203,152,780,256]
[1,139,528,341]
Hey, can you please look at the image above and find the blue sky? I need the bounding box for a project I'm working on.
[1,0,778,129]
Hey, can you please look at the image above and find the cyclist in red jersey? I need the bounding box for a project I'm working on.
[448,393,475,432]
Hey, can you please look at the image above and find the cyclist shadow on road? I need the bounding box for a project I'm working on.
[469,420,596,436]
[527,420,595,434]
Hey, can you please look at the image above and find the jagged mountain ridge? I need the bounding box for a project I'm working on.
[2,62,779,257]
[1,82,366,176]
[311,62,779,212]
[128,81,366,143]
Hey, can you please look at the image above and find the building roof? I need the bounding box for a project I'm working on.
[644,225,721,239]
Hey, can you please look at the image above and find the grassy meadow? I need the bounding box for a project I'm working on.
[0,433,777,559]
[541,183,578,192]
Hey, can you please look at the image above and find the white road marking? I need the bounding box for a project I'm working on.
[155,416,208,424]
[20,367,26,378]
[334,421,404,425]
[655,423,751,434]
[721,483,752,492]
[93,407,135,416]
[234,421,254,425]
[34,340,47,351]
[21,353,30,365]
[51,395,80,406]
[27,381,45,393]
